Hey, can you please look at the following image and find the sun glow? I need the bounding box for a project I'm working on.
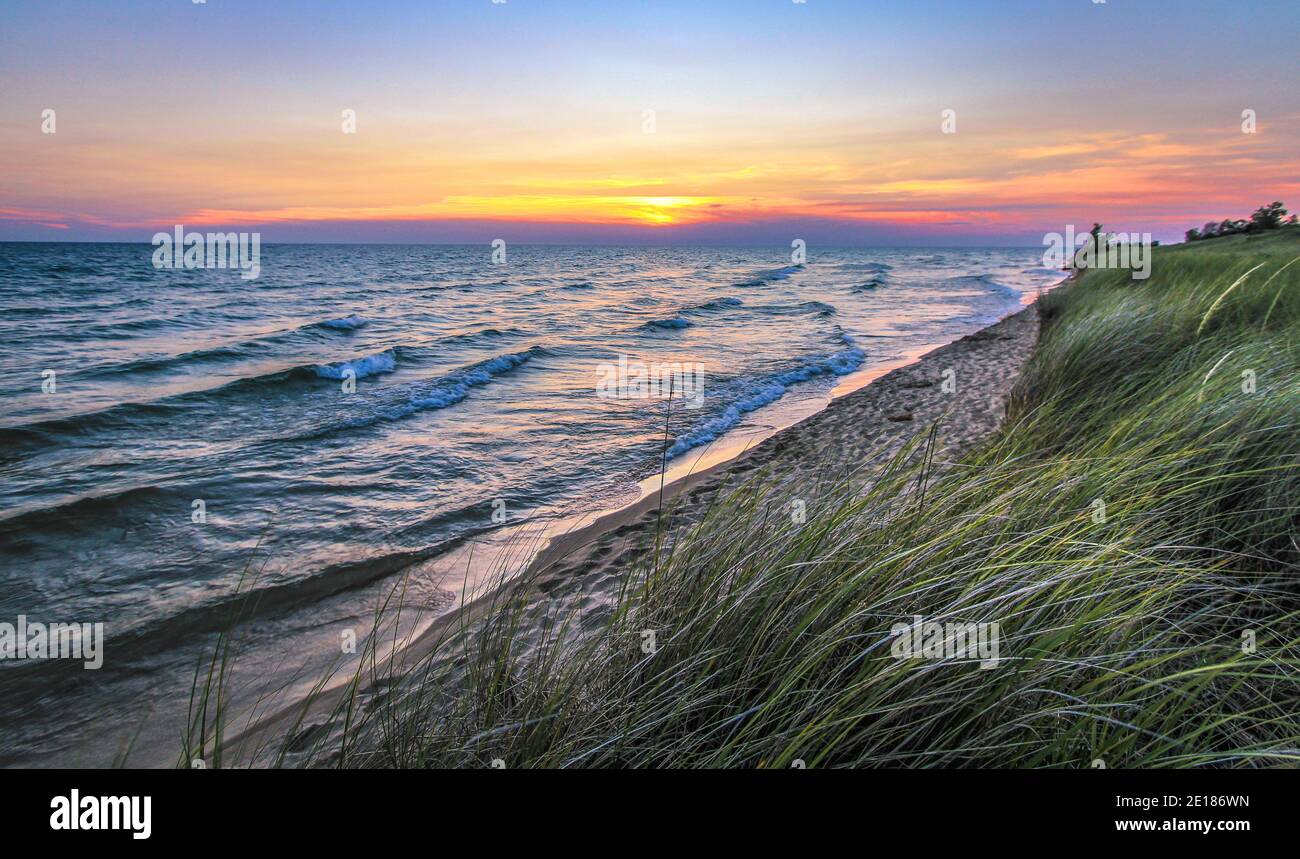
[2,1,1296,242]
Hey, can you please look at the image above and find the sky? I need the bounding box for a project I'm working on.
[1,0,1297,244]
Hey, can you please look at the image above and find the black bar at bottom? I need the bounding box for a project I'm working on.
[1,768,1280,846]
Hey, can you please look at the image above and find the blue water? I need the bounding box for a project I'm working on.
[0,242,1061,765]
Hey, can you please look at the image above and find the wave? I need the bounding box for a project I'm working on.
[852,275,889,293]
[946,273,1007,287]
[316,315,368,331]
[666,336,865,459]
[836,261,894,277]
[0,537,482,675]
[0,400,183,450]
[735,264,803,287]
[285,347,542,441]
[2,348,541,517]
[2,324,529,436]
[945,273,1020,296]
[313,349,397,380]
[84,315,372,378]
[394,350,532,412]
[65,320,516,400]
[86,341,398,389]
[638,296,744,331]
[441,326,526,343]
[0,484,169,529]
[76,313,177,337]
[639,293,743,326]
[640,316,692,331]
[406,348,531,400]
[691,296,743,312]
[0,340,484,445]
[407,279,509,293]
[90,343,252,377]
[749,299,838,317]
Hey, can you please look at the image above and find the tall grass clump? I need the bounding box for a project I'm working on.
[295,228,1300,768]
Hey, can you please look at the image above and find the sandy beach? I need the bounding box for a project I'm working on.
[510,302,1042,637]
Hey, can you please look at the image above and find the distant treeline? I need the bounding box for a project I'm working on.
[1185,201,1297,242]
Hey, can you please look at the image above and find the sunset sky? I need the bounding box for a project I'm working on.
[1,0,1297,244]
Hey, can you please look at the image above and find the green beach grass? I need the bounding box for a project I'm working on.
[198,227,1300,769]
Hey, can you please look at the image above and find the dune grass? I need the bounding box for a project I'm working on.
[271,227,1300,768]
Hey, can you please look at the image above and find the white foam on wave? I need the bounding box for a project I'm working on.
[644,316,692,330]
[318,315,368,331]
[378,350,534,420]
[665,335,865,459]
[314,350,397,380]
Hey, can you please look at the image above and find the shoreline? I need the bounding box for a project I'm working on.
[511,301,1043,631]
[222,296,1050,766]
